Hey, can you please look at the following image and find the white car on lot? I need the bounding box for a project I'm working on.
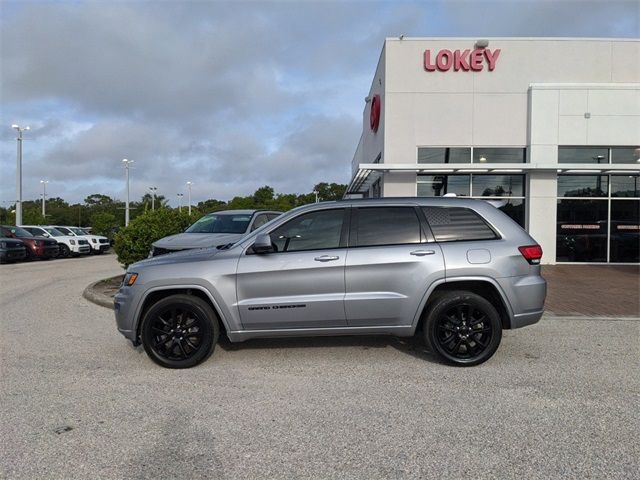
[52,226,110,254]
[21,225,91,257]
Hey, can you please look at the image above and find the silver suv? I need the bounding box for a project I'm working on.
[115,198,546,368]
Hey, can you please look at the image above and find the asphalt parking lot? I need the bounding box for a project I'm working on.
[1,255,638,479]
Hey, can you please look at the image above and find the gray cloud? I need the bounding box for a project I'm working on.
[0,0,637,205]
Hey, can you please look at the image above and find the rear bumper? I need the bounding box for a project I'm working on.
[497,274,547,329]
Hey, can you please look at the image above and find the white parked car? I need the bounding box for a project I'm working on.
[21,225,91,257]
[52,226,110,254]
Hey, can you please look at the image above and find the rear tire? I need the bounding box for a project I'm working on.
[140,294,219,369]
[423,291,502,366]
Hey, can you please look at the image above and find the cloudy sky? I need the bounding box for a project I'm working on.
[1,0,638,206]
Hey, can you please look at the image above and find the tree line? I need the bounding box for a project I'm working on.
[0,183,347,237]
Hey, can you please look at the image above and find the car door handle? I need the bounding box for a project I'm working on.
[410,250,436,256]
[314,255,340,262]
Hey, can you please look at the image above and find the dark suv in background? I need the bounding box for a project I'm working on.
[0,226,59,260]
[0,237,27,264]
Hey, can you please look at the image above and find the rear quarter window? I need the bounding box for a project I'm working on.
[423,206,498,242]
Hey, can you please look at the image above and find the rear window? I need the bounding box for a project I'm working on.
[355,207,422,247]
[423,207,497,242]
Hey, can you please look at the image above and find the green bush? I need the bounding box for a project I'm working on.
[113,209,195,266]
[89,212,117,237]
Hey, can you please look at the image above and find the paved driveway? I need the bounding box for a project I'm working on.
[1,255,638,479]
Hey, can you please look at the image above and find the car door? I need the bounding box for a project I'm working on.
[236,208,349,330]
[344,205,445,327]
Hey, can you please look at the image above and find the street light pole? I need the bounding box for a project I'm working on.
[149,186,157,211]
[177,193,184,212]
[186,181,193,216]
[122,159,134,226]
[11,124,30,225]
[40,180,49,217]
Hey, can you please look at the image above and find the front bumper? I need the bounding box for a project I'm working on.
[114,285,141,344]
[0,248,26,262]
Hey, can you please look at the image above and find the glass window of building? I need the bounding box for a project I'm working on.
[611,175,640,197]
[558,147,609,164]
[418,147,470,163]
[611,147,640,164]
[609,200,640,263]
[556,200,608,262]
[473,148,525,163]
[558,175,609,198]
[417,175,470,196]
[472,175,524,197]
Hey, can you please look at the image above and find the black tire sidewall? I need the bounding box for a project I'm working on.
[59,244,70,258]
[140,294,219,369]
[425,291,502,366]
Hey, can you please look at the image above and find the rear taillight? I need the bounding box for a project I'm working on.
[519,245,543,265]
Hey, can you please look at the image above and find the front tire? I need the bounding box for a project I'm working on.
[58,244,70,258]
[423,291,502,366]
[140,294,219,369]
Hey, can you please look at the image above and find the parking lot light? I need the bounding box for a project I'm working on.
[12,124,30,225]
[122,159,134,226]
[186,181,193,216]
[40,180,49,217]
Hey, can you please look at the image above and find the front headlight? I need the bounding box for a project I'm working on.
[91,238,97,243]
[69,240,76,245]
[34,240,42,247]
[122,272,139,287]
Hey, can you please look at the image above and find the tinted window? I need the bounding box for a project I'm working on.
[417,175,470,197]
[558,147,609,164]
[611,147,639,164]
[558,175,608,197]
[250,214,269,232]
[186,214,252,234]
[418,147,470,164]
[473,148,526,163]
[610,200,640,262]
[423,207,497,242]
[611,175,640,197]
[355,207,421,247]
[556,200,608,262]
[472,175,524,197]
[270,209,344,252]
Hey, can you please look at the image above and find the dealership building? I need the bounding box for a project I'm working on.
[348,38,640,264]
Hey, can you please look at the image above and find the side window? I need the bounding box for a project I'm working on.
[423,207,497,242]
[250,214,269,232]
[355,207,422,247]
[267,213,281,221]
[270,209,345,253]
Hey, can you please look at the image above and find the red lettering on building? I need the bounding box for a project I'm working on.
[424,48,501,72]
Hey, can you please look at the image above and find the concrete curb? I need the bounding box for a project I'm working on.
[82,277,119,310]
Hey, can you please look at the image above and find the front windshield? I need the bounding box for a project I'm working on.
[70,227,87,235]
[185,214,252,234]
[11,226,33,237]
[45,228,65,237]
[55,226,74,235]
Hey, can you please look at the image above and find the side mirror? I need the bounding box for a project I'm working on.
[252,233,274,254]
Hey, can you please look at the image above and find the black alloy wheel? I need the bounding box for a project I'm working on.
[424,291,502,366]
[141,294,219,368]
[58,244,70,258]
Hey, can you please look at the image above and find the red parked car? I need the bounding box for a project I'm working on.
[0,225,59,260]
